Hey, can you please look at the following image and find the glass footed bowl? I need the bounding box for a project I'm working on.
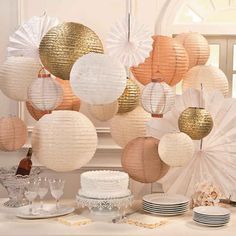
[0,166,41,208]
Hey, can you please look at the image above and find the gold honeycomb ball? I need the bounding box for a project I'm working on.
[178,107,213,140]
[118,78,140,114]
[39,22,104,80]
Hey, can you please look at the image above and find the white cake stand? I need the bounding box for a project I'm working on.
[76,194,133,222]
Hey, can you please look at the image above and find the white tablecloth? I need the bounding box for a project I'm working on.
[0,198,236,236]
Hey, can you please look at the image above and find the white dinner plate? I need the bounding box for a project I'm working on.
[193,219,228,227]
[193,206,230,216]
[143,202,188,210]
[17,204,75,219]
[193,216,230,223]
[143,205,188,212]
[143,207,188,216]
[143,200,189,208]
[193,214,230,221]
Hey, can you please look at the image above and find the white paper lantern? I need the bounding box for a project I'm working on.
[70,53,127,105]
[141,82,175,117]
[0,57,41,101]
[32,111,97,172]
[158,132,194,167]
[110,106,151,147]
[182,65,229,97]
[28,73,63,111]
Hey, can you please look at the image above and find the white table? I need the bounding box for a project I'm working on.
[0,198,236,236]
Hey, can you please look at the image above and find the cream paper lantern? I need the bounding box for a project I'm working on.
[141,82,175,117]
[158,132,194,167]
[182,65,229,97]
[110,106,151,147]
[87,101,118,121]
[0,57,41,101]
[28,73,63,111]
[70,53,126,105]
[32,111,97,172]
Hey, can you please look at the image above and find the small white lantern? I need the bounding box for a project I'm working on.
[158,132,194,167]
[70,53,127,105]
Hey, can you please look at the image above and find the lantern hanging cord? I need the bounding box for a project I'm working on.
[200,83,203,150]
[127,0,131,42]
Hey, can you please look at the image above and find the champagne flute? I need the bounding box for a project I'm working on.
[49,178,65,211]
[38,177,49,212]
[24,180,39,215]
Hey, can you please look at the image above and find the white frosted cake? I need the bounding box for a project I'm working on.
[79,170,131,199]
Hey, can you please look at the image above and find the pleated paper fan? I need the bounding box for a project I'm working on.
[147,88,236,197]
[8,14,59,58]
[106,16,153,67]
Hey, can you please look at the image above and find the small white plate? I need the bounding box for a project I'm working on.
[193,206,230,216]
[193,219,227,227]
[17,204,75,219]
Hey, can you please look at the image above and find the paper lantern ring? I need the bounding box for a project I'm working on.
[32,111,97,172]
[0,117,27,151]
[39,22,104,80]
[131,35,189,86]
[122,137,169,183]
[158,132,194,167]
[178,107,213,140]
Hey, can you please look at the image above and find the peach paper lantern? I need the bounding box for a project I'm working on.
[131,35,189,86]
[0,117,27,151]
[122,137,169,183]
[175,32,210,69]
[182,65,229,97]
[110,106,151,147]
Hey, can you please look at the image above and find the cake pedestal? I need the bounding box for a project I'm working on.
[76,194,133,222]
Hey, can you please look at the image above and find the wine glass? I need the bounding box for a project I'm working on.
[37,177,49,212]
[24,180,39,215]
[49,178,65,211]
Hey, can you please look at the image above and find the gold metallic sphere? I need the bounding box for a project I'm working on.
[178,107,213,140]
[39,22,104,80]
[118,78,140,114]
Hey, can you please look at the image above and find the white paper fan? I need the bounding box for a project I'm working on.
[106,16,153,67]
[147,88,236,197]
[7,14,59,58]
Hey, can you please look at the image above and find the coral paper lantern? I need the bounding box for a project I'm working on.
[0,57,41,101]
[26,102,50,121]
[158,132,194,167]
[118,78,140,114]
[141,82,175,117]
[87,101,118,121]
[178,107,213,140]
[70,53,127,105]
[39,22,104,80]
[32,111,97,172]
[175,32,210,69]
[131,35,189,86]
[110,106,151,147]
[122,137,169,183]
[182,65,229,97]
[0,117,27,151]
[28,72,63,111]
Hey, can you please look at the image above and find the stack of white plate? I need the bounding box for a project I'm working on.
[193,206,231,227]
[142,193,189,216]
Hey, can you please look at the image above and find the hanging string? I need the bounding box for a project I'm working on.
[126,0,132,78]
[200,83,203,150]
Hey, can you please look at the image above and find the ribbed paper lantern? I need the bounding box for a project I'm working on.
[26,102,50,121]
[131,35,189,86]
[0,117,27,151]
[0,57,41,101]
[182,65,229,97]
[28,72,63,111]
[141,82,175,117]
[32,111,97,172]
[110,106,151,147]
[70,53,127,105]
[122,137,169,183]
[178,107,213,140]
[87,101,118,121]
[39,22,104,80]
[175,32,210,69]
[158,132,194,167]
[118,78,140,114]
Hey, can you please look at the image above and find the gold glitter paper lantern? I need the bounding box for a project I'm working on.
[39,22,104,80]
[178,107,213,140]
[118,78,140,114]
[122,137,169,183]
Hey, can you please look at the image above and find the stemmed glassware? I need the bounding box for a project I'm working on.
[49,178,65,211]
[37,177,49,212]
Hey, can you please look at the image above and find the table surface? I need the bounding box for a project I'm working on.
[0,198,236,236]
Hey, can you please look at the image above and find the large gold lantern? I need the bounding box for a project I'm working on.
[39,22,104,80]
[178,107,213,140]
